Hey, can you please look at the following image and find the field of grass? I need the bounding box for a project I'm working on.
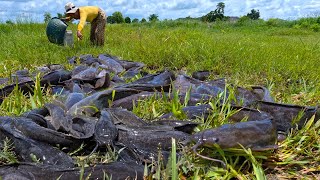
[0,19,319,179]
[1,20,319,105]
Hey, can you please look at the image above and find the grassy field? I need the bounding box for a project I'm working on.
[0,19,320,179]
[1,20,319,105]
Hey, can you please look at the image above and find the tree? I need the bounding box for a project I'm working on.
[6,20,14,25]
[44,12,51,22]
[112,11,125,23]
[57,13,65,19]
[125,17,131,23]
[148,14,159,22]
[132,18,139,23]
[141,18,147,23]
[216,2,225,15]
[246,9,260,20]
[201,2,225,22]
[107,16,115,24]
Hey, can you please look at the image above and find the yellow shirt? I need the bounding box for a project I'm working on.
[78,6,100,32]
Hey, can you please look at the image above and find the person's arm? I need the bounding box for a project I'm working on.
[62,15,72,22]
[77,10,87,40]
[77,12,87,33]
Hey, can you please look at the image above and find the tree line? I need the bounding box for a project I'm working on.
[43,11,159,24]
[43,2,260,23]
[201,2,259,22]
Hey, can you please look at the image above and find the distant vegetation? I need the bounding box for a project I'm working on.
[0,2,320,178]
[35,1,320,32]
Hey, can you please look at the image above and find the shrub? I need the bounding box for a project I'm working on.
[266,18,289,27]
[236,16,251,26]
[310,23,320,32]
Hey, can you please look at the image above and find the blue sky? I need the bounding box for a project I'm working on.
[1,0,320,22]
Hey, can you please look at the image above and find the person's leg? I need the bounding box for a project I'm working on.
[90,18,98,45]
[95,9,107,46]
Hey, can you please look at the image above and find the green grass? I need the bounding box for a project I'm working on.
[0,20,320,179]
[0,21,319,105]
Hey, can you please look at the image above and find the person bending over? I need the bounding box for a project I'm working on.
[65,2,107,46]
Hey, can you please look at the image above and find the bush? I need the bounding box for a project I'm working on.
[266,18,288,27]
[292,17,320,31]
[310,23,320,32]
[236,16,251,26]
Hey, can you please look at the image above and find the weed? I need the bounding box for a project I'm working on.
[0,138,18,165]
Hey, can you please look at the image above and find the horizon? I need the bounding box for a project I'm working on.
[1,0,320,23]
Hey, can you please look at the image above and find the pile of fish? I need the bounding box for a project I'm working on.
[0,54,319,179]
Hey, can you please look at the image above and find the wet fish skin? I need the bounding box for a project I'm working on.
[174,74,201,94]
[111,74,126,84]
[117,71,175,92]
[44,103,71,133]
[190,119,278,150]
[68,88,141,116]
[71,67,98,82]
[228,106,273,122]
[0,81,35,103]
[114,58,145,70]
[107,108,148,127]
[71,65,88,77]
[251,86,274,102]
[192,70,211,81]
[98,54,124,74]
[195,83,226,97]
[22,112,48,128]
[40,69,71,86]
[117,126,190,161]
[69,115,96,139]
[151,119,199,134]
[0,117,75,168]
[0,161,144,180]
[14,69,30,77]
[111,91,162,110]
[49,64,64,71]
[94,110,118,147]
[94,71,110,89]
[257,101,320,132]
[64,92,85,110]
[0,117,77,146]
[130,70,175,85]
[23,107,49,117]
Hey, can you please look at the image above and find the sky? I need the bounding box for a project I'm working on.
[1,0,320,22]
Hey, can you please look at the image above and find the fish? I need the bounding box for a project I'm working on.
[117,125,190,163]
[111,91,162,110]
[257,101,320,132]
[107,108,148,127]
[68,88,141,116]
[192,70,211,81]
[0,161,144,180]
[94,110,118,147]
[151,119,199,134]
[0,117,75,167]
[98,54,125,74]
[188,119,278,168]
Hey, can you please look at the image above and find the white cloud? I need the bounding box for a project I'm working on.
[1,0,320,22]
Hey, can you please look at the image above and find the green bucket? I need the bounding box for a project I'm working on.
[46,17,68,45]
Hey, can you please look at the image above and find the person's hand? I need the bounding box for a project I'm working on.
[64,16,71,22]
[77,30,83,40]
[60,16,72,22]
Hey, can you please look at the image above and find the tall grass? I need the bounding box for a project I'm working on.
[0,19,319,178]
[1,20,319,105]
[0,73,51,116]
